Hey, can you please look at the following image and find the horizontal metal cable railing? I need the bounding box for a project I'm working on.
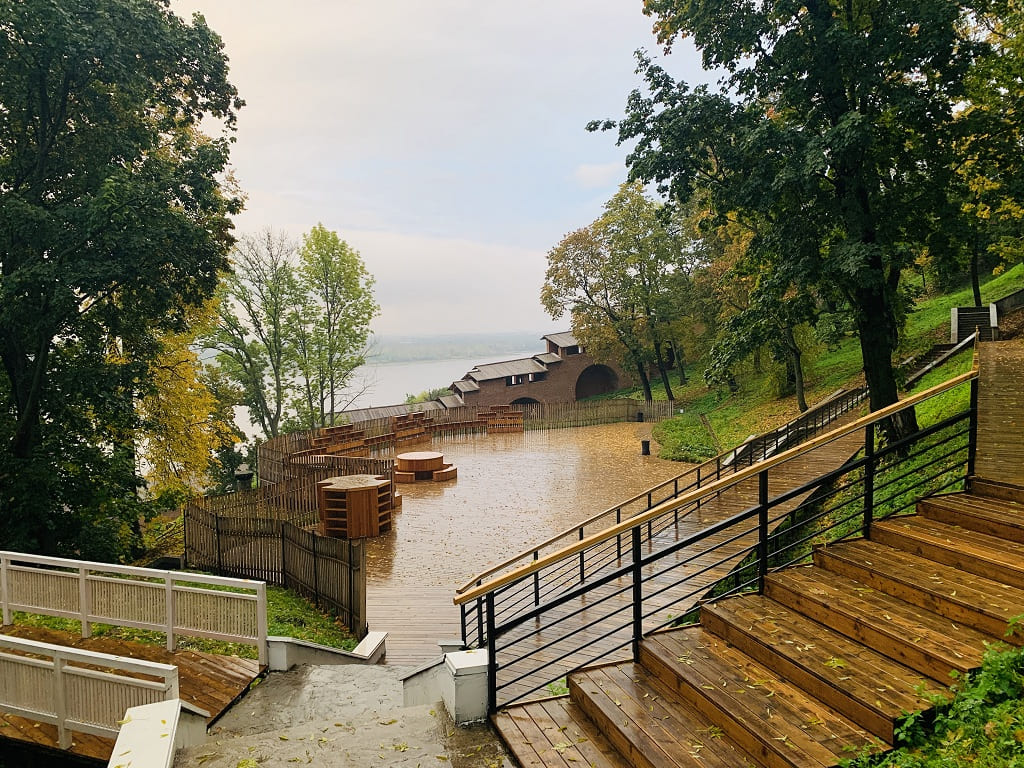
[454,369,978,710]
[455,387,868,649]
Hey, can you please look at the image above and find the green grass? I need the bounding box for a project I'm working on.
[9,583,357,659]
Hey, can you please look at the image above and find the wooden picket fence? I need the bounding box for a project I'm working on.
[183,506,366,638]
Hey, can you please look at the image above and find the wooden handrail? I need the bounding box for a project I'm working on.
[454,368,978,605]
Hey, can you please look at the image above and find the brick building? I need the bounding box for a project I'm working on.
[445,332,630,408]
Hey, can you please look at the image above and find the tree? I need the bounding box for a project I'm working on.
[136,304,239,502]
[542,183,683,401]
[0,0,241,557]
[290,224,378,428]
[209,226,378,438]
[208,230,297,440]
[597,0,988,438]
[542,226,656,400]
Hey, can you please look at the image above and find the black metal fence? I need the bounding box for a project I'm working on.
[184,506,367,638]
[456,372,977,711]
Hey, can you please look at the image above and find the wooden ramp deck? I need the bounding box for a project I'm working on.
[490,415,866,705]
[495,482,1024,767]
[976,338,1024,486]
[0,625,262,764]
[366,584,462,666]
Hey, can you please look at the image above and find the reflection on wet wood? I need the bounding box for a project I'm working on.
[976,339,1024,486]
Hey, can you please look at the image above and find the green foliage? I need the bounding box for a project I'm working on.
[405,387,452,404]
[843,641,1024,767]
[0,0,242,559]
[208,225,378,437]
[542,182,685,401]
[600,0,1000,435]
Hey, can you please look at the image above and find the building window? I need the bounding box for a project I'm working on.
[530,372,547,382]
[565,345,581,356]
[506,375,527,386]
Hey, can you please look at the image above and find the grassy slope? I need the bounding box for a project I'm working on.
[621,265,1024,461]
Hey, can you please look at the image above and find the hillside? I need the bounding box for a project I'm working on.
[602,266,1024,461]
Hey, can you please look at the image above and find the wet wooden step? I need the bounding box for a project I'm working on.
[700,595,943,742]
[814,539,1024,643]
[970,478,1024,505]
[765,566,988,681]
[570,662,757,768]
[917,493,1024,543]
[640,629,881,768]
[872,515,1024,590]
[493,696,633,768]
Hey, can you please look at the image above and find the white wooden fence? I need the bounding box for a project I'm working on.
[0,634,178,749]
[0,551,268,665]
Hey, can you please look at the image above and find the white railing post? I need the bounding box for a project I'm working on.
[1,555,9,626]
[256,581,268,666]
[165,574,176,653]
[54,652,70,749]
[79,566,91,638]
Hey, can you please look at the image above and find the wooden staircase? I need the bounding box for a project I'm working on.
[493,480,1024,767]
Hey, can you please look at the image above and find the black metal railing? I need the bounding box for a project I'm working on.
[455,387,867,645]
[454,371,977,711]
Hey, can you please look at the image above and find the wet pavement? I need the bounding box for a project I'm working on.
[176,665,512,767]
[368,422,684,588]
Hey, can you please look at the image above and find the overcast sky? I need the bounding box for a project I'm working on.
[169,1,709,337]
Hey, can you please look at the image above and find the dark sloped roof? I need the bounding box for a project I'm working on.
[534,352,561,364]
[452,379,480,393]
[468,357,547,382]
[542,331,579,349]
[437,394,465,409]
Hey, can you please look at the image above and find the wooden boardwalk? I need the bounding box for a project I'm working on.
[0,625,262,764]
[366,584,462,666]
[492,416,866,705]
[976,338,1024,486]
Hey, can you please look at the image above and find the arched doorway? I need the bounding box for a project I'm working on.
[575,365,619,399]
[510,397,540,405]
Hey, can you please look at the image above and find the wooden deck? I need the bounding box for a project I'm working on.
[366,584,463,666]
[492,417,866,704]
[976,338,1024,486]
[0,625,262,764]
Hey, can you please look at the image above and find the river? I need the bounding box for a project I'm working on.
[347,351,535,409]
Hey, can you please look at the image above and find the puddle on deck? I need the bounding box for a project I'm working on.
[366,422,689,588]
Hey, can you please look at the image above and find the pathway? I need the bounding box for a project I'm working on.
[976,338,1024,485]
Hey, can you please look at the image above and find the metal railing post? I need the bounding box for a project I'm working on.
[533,552,540,606]
[579,529,585,583]
[967,377,979,482]
[459,603,467,645]
[863,423,875,536]
[757,470,769,593]
[631,526,643,661]
[486,591,497,714]
[476,593,484,648]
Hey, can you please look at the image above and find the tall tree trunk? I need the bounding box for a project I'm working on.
[785,327,808,412]
[653,341,674,400]
[672,340,687,383]
[855,287,918,442]
[971,232,982,307]
[633,359,653,401]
